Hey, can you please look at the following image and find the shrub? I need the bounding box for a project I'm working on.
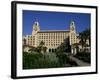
[56,52,78,67]
[74,52,91,63]
[23,52,59,69]
[23,52,78,69]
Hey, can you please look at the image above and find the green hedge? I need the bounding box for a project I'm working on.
[23,52,78,69]
[23,52,59,69]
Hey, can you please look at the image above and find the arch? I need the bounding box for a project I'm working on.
[49,49,51,53]
[52,49,55,53]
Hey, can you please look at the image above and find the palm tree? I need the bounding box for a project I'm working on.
[28,46,36,53]
[39,41,45,47]
[43,47,47,53]
[38,41,46,53]
[29,48,33,53]
[79,32,86,48]
[36,46,42,53]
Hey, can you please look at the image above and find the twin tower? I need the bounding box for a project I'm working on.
[23,18,78,53]
[32,19,77,46]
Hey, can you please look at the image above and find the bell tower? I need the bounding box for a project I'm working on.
[69,20,77,55]
[69,20,76,45]
[32,18,40,35]
[70,20,76,32]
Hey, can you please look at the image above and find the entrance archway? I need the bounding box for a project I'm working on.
[52,49,54,53]
[49,49,51,52]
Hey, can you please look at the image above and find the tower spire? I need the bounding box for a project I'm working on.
[32,17,40,35]
[70,20,76,32]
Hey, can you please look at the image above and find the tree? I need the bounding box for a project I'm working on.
[28,47,37,53]
[39,41,45,47]
[43,47,47,53]
[38,41,47,53]
[79,32,85,48]
[79,28,90,51]
[56,37,71,53]
[84,28,90,46]
[65,37,71,52]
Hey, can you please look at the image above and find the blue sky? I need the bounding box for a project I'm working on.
[23,10,90,36]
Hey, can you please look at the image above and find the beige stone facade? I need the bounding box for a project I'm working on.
[23,20,78,52]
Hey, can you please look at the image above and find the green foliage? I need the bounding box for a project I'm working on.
[23,52,78,69]
[74,52,91,63]
[56,52,78,67]
[56,53,68,65]
[39,40,45,46]
[23,52,43,69]
[36,41,47,53]
[23,52,59,69]
[56,37,71,53]
[43,47,47,53]
[79,28,90,48]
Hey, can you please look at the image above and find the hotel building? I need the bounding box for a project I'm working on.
[23,19,79,53]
